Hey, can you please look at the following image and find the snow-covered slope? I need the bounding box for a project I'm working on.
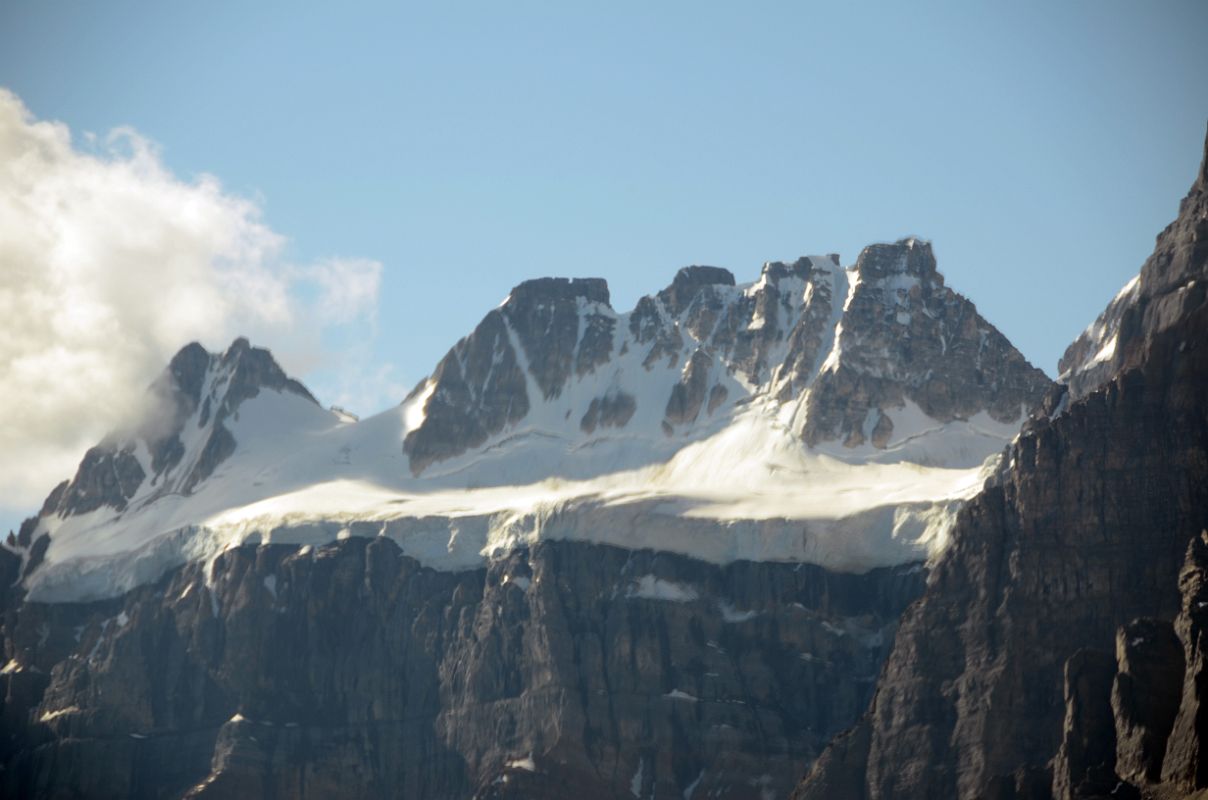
[13,240,1051,602]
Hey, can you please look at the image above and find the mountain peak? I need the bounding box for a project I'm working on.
[167,341,211,406]
[41,338,320,522]
[757,255,842,285]
[853,238,939,282]
[659,265,736,315]
[506,277,611,308]
[215,336,317,407]
[671,265,736,287]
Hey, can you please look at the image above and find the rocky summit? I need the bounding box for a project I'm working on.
[5,129,1206,799]
[403,241,1048,475]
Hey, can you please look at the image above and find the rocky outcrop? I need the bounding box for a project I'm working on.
[0,540,924,799]
[404,309,532,473]
[579,390,636,434]
[664,349,715,429]
[54,444,145,515]
[1162,531,1208,790]
[1051,649,1120,800]
[405,278,618,472]
[656,266,736,317]
[1045,536,1208,799]
[1112,619,1184,785]
[802,239,1051,449]
[794,127,1208,800]
[502,277,613,398]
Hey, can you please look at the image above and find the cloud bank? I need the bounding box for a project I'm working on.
[0,89,389,519]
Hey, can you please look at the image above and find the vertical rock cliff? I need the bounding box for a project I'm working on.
[0,540,923,799]
[795,127,1208,800]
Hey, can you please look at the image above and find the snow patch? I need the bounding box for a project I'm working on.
[506,755,536,772]
[683,769,705,799]
[39,706,79,723]
[718,602,759,623]
[819,267,858,374]
[627,575,698,602]
[502,574,531,591]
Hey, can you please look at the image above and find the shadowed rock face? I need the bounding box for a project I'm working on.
[1161,531,1208,790]
[794,127,1208,800]
[1052,649,1119,800]
[579,390,636,434]
[403,309,531,473]
[54,446,146,516]
[0,540,923,800]
[664,349,714,428]
[1112,619,1185,785]
[503,277,613,399]
[404,278,617,473]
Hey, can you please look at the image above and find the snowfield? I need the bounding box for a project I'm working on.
[25,385,1006,602]
[20,254,1034,603]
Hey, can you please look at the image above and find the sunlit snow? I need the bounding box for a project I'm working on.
[23,254,1028,602]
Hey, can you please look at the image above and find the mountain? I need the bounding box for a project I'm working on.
[404,241,1043,475]
[13,239,1048,606]
[793,128,1208,800]
[0,237,1052,795]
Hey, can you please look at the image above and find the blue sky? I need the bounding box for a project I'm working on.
[1,1,1206,529]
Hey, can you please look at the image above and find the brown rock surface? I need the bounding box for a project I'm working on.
[1112,619,1184,784]
[1162,532,1208,790]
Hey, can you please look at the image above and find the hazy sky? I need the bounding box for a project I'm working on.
[1,1,1206,529]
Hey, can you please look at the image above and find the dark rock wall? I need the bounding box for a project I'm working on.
[0,540,923,799]
[795,289,1208,800]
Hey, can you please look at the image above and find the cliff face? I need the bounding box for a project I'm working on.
[0,540,921,799]
[795,128,1208,800]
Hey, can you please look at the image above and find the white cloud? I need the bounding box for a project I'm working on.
[0,88,390,519]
